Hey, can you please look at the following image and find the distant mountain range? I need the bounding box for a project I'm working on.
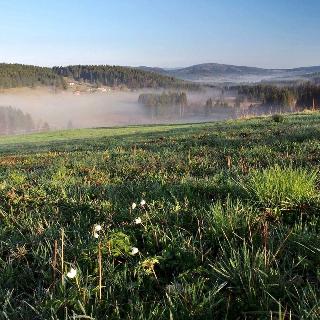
[137,63,320,84]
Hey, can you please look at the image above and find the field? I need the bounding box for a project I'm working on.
[0,113,319,319]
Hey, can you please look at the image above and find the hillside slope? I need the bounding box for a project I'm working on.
[53,65,198,89]
[0,113,319,319]
[0,63,198,90]
[139,63,320,83]
[0,63,65,89]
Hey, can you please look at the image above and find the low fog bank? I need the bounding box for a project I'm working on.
[0,88,235,132]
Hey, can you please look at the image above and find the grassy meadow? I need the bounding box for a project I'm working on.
[0,113,319,319]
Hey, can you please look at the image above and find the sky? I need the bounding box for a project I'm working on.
[1,0,320,68]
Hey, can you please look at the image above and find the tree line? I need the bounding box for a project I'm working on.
[0,106,52,135]
[237,84,320,108]
[0,106,34,134]
[53,65,199,90]
[0,64,199,90]
[0,64,66,89]
[138,92,188,107]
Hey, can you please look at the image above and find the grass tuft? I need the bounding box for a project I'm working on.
[247,165,318,212]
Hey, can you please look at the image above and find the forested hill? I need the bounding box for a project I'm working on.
[53,65,198,89]
[0,63,66,89]
[0,63,198,90]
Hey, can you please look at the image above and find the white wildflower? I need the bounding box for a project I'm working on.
[66,267,77,279]
[132,202,137,210]
[140,199,146,206]
[131,247,139,255]
[94,232,99,239]
[134,217,142,225]
[94,224,102,232]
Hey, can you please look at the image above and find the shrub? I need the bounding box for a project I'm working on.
[272,114,284,123]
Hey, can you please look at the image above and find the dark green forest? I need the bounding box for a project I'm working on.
[238,84,320,108]
[0,64,198,90]
[0,64,66,89]
[53,65,198,89]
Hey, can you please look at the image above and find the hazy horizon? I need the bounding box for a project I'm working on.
[1,61,320,70]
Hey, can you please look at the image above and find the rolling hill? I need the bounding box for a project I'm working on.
[1,62,320,89]
[0,63,198,90]
[138,63,320,84]
[0,63,66,89]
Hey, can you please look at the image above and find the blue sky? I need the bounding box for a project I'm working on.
[1,0,320,68]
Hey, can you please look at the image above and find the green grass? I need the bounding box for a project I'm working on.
[247,165,318,212]
[0,112,320,319]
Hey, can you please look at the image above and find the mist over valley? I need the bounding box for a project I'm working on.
[1,61,320,134]
[0,86,237,134]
